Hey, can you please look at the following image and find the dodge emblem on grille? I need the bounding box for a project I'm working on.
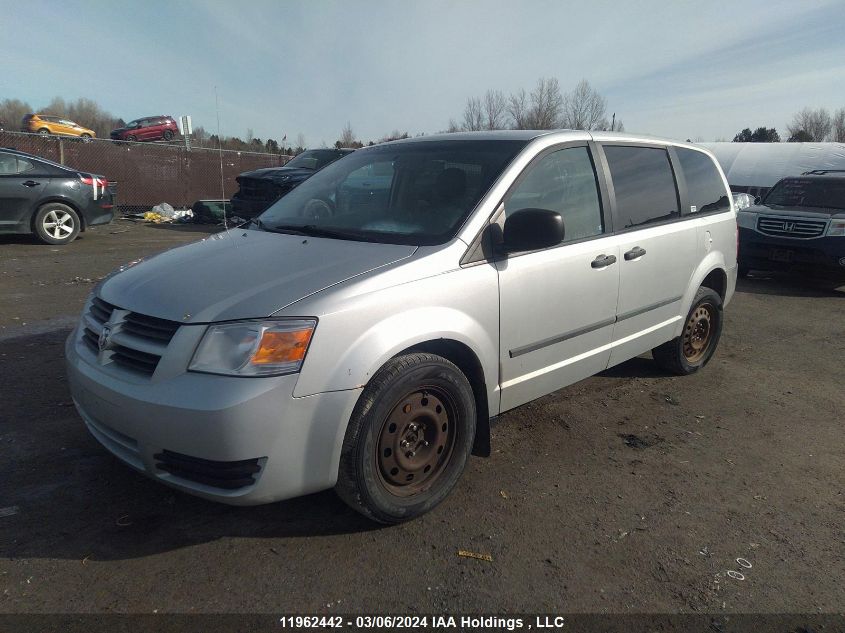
[98,325,112,352]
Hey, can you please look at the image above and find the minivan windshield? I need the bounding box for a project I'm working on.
[256,139,527,245]
[763,177,845,210]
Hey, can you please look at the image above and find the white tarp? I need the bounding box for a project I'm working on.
[700,142,845,192]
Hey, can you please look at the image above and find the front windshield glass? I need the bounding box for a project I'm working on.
[764,178,845,210]
[257,139,527,245]
[284,149,345,170]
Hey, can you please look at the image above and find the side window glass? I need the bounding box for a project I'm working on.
[16,158,34,173]
[503,146,604,243]
[676,148,730,214]
[604,146,680,229]
[0,153,18,174]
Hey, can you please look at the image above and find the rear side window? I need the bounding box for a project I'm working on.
[676,148,730,214]
[0,153,33,175]
[604,146,679,229]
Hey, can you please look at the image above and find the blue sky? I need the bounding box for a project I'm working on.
[2,0,843,145]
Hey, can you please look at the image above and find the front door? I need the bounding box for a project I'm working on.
[0,153,46,231]
[497,144,621,412]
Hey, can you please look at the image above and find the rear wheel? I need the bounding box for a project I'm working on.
[34,203,80,245]
[652,286,723,375]
[38,128,50,135]
[162,129,174,141]
[336,353,476,524]
[126,134,137,142]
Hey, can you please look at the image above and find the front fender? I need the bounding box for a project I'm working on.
[292,266,500,417]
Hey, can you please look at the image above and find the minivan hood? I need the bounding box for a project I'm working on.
[99,230,417,323]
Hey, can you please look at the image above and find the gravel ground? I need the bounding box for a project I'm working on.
[1,222,844,619]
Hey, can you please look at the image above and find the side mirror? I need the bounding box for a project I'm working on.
[502,208,564,253]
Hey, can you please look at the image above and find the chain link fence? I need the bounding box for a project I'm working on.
[0,130,291,214]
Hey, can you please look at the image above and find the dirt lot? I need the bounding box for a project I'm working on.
[1,223,844,618]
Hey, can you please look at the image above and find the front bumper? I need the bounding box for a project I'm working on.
[64,326,361,505]
[739,228,845,278]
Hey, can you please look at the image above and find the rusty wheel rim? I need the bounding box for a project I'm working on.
[376,388,456,497]
[683,303,714,363]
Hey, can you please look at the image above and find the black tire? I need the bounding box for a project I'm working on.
[33,203,81,245]
[126,134,137,142]
[163,129,174,141]
[38,128,50,135]
[336,353,476,524]
[81,133,92,142]
[652,286,723,376]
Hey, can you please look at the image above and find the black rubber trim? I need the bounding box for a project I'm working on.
[509,316,616,358]
[616,295,683,322]
[508,295,683,358]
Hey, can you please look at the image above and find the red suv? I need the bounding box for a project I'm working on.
[110,116,179,142]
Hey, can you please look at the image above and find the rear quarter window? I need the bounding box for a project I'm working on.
[676,148,730,215]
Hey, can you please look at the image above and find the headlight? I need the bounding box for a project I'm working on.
[189,319,316,377]
[827,219,845,236]
[737,211,757,229]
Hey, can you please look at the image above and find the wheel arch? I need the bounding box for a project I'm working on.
[400,338,491,457]
[674,253,729,338]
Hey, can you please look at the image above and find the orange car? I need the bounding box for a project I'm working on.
[21,114,96,139]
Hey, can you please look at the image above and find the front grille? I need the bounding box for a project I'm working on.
[154,450,262,490]
[757,216,827,238]
[81,295,180,377]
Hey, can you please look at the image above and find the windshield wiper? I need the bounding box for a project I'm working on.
[262,223,369,241]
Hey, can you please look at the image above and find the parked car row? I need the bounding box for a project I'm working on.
[18,113,180,143]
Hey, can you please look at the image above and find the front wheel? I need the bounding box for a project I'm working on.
[34,203,81,245]
[652,286,723,375]
[80,133,92,142]
[38,128,50,135]
[126,134,137,142]
[336,353,476,524]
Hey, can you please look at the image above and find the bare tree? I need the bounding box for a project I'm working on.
[444,118,462,133]
[295,132,307,152]
[482,90,507,130]
[246,128,255,144]
[0,98,33,128]
[338,122,358,147]
[507,89,530,129]
[561,79,608,130]
[832,107,845,143]
[528,77,564,129]
[462,97,484,131]
[787,107,832,142]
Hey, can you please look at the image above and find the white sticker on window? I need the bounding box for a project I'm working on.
[690,205,697,213]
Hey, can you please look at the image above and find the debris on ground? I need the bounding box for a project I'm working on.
[499,490,509,499]
[0,506,19,518]
[457,550,493,562]
[115,515,132,527]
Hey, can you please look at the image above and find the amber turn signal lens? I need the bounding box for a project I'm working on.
[251,328,314,365]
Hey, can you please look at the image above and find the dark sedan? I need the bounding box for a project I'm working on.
[0,148,114,245]
[737,170,845,278]
[231,148,353,219]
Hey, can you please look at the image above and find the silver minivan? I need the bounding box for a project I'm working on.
[65,131,737,523]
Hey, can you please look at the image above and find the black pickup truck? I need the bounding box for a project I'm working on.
[231,148,353,219]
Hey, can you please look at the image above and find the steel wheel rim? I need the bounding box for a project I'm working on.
[375,387,457,497]
[683,303,714,362]
[42,209,74,240]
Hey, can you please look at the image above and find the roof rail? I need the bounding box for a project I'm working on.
[801,169,845,175]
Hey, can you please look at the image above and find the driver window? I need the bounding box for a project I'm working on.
[503,146,604,243]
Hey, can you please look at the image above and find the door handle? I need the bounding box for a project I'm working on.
[591,254,617,269]
[624,246,647,261]
[22,180,40,187]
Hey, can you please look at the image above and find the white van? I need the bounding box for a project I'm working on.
[65,131,737,523]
